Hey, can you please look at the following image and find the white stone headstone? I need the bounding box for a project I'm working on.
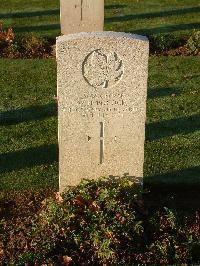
[60,0,104,35]
[57,32,149,190]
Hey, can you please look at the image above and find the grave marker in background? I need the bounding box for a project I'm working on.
[57,32,149,190]
[60,0,104,35]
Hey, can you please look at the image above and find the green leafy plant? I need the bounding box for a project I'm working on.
[20,34,50,58]
[32,177,145,265]
[186,31,200,55]
[149,34,185,53]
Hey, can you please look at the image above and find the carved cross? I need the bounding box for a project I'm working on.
[100,122,104,164]
[81,0,83,20]
[75,0,84,21]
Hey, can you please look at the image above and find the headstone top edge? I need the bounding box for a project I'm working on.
[56,31,149,43]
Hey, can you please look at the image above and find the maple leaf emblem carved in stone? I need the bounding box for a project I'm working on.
[82,49,124,89]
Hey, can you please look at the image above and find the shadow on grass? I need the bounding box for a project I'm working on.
[146,114,200,141]
[14,24,60,33]
[144,166,200,210]
[130,23,200,35]
[0,144,58,173]
[0,5,126,20]
[0,103,57,126]
[145,166,200,188]
[105,4,126,10]
[0,9,59,19]
[148,87,180,99]
[105,6,200,23]
[14,22,198,35]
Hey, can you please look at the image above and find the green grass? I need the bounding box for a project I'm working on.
[0,57,199,191]
[145,56,200,188]
[0,0,199,38]
[0,59,58,191]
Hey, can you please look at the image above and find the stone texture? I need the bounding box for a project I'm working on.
[60,0,104,35]
[57,32,149,190]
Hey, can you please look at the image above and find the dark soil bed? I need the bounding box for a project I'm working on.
[0,189,55,221]
[0,184,200,266]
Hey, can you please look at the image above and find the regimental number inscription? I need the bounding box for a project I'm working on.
[82,49,124,89]
[64,93,139,119]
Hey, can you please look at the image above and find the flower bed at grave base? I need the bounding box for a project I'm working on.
[0,28,200,58]
[0,29,54,59]
[0,177,200,265]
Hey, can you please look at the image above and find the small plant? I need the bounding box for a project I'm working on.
[149,33,185,53]
[20,34,49,58]
[0,23,14,44]
[0,23,15,56]
[31,177,145,265]
[186,31,200,55]
[0,31,53,58]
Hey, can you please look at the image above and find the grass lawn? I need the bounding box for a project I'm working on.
[0,0,199,38]
[0,57,199,192]
[0,59,58,191]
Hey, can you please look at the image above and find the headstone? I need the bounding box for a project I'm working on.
[60,0,104,35]
[57,32,149,190]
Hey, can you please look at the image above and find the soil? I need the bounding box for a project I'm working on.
[0,189,56,221]
[155,45,192,56]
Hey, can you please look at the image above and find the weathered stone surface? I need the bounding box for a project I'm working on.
[60,0,104,35]
[57,32,149,190]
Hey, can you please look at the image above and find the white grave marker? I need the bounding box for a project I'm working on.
[60,0,104,35]
[57,32,149,190]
